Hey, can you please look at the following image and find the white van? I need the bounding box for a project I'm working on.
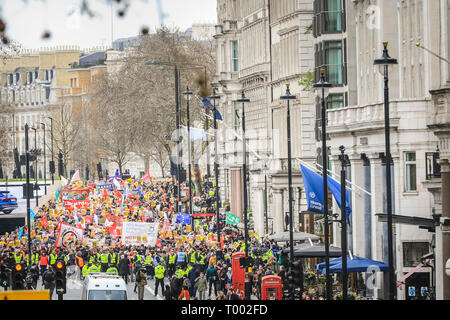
[82,273,128,300]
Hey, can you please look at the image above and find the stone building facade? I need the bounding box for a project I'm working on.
[214,0,316,238]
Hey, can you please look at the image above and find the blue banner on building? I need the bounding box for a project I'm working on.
[300,164,352,224]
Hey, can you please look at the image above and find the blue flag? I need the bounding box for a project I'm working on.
[176,212,191,225]
[300,164,352,225]
[300,164,325,214]
[30,208,36,221]
[18,227,23,240]
[201,98,223,121]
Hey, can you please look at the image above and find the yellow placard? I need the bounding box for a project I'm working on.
[186,225,191,233]
[0,290,50,300]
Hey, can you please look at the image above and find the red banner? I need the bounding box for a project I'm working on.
[64,200,91,210]
[192,213,216,218]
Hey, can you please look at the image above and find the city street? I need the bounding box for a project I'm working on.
[35,277,163,301]
[0,0,449,303]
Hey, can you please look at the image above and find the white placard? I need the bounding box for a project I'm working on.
[121,222,159,246]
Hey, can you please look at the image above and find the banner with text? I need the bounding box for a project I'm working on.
[121,221,159,246]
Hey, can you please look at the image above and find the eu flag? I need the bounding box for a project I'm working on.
[201,98,223,121]
[176,212,192,225]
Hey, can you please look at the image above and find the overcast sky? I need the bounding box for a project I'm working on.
[2,0,217,50]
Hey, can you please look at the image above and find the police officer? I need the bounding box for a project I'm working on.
[88,262,100,274]
[106,263,119,275]
[167,249,176,277]
[154,263,165,297]
[81,263,90,280]
[176,246,186,269]
[189,247,197,266]
[143,250,154,280]
[99,249,109,272]
[13,249,24,265]
[109,248,118,266]
[197,250,207,274]
[48,250,58,268]
[175,266,184,279]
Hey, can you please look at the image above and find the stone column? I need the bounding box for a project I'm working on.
[230,168,242,219]
[272,188,284,234]
[369,153,385,299]
[349,154,366,257]
[440,159,450,300]
[253,187,265,237]
[330,155,341,247]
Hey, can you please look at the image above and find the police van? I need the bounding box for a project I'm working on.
[82,273,128,300]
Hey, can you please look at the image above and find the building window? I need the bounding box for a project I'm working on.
[315,41,344,85]
[326,93,344,109]
[405,152,417,191]
[403,242,429,267]
[313,0,345,36]
[231,40,239,72]
[325,41,342,84]
[324,0,343,32]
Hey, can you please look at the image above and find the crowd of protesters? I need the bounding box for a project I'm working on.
[0,173,292,300]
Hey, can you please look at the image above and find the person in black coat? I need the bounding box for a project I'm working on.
[118,254,130,284]
[188,265,200,298]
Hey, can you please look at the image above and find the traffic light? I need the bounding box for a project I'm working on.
[0,264,10,290]
[292,260,303,287]
[58,152,64,177]
[55,261,66,295]
[11,264,24,290]
[49,160,55,174]
[97,163,103,180]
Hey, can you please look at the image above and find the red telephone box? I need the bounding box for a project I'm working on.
[261,275,283,300]
[232,252,245,299]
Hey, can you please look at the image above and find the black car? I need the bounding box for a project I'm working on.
[0,191,18,214]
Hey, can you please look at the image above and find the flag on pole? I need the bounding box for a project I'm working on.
[17,227,23,240]
[55,188,60,200]
[142,169,151,182]
[300,164,352,224]
[113,178,121,190]
[201,97,223,121]
[30,208,36,221]
[70,170,80,183]
[61,176,68,186]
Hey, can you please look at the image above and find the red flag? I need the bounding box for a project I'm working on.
[84,215,93,225]
[142,169,151,181]
[220,236,225,249]
[114,190,122,198]
[41,216,49,230]
[102,189,108,198]
[156,238,162,249]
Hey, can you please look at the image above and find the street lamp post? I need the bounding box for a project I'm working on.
[184,87,193,218]
[339,145,348,300]
[374,42,398,300]
[236,90,250,300]
[31,127,38,207]
[40,122,47,195]
[46,117,54,185]
[280,84,297,299]
[24,124,32,259]
[313,68,333,300]
[145,61,207,215]
[209,88,221,253]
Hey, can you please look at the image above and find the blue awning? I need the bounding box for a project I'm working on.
[316,255,389,273]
